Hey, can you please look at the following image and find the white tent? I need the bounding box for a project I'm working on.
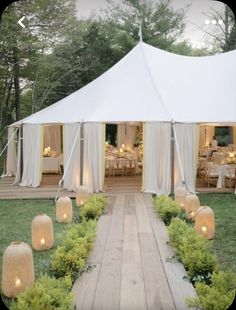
[12,41,236,125]
[4,42,236,195]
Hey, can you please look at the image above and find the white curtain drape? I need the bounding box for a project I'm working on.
[4,127,17,176]
[44,125,61,154]
[20,124,43,187]
[14,133,21,185]
[173,123,197,193]
[63,123,81,191]
[142,122,171,195]
[117,124,137,149]
[84,123,105,193]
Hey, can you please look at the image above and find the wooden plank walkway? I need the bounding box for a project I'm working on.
[72,193,197,310]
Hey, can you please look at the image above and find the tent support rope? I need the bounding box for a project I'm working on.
[55,122,82,202]
[0,127,19,158]
[172,123,189,193]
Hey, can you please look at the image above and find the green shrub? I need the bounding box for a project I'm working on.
[50,220,97,281]
[10,275,73,310]
[168,218,218,284]
[153,195,181,225]
[186,270,236,310]
[80,194,106,221]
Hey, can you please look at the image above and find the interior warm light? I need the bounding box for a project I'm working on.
[15,277,21,288]
[229,152,234,158]
[181,202,184,208]
[190,211,195,217]
[119,148,123,153]
[201,226,207,232]
[121,144,125,148]
[40,238,45,245]
[63,213,67,219]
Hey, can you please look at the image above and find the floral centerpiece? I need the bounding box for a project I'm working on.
[43,147,57,157]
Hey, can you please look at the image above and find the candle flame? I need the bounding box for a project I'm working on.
[40,238,45,245]
[15,277,21,287]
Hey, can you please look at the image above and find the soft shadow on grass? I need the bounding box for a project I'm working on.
[198,193,236,272]
[0,199,80,284]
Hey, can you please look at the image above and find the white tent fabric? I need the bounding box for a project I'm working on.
[44,125,61,155]
[142,122,171,194]
[4,127,17,176]
[63,124,81,191]
[117,124,126,148]
[14,133,21,185]
[174,124,197,193]
[83,123,105,192]
[20,124,43,187]
[11,42,236,125]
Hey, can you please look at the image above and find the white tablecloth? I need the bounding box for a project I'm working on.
[42,154,63,173]
[214,164,236,188]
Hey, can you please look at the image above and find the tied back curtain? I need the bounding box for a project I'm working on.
[44,125,62,154]
[143,122,171,195]
[63,124,81,191]
[20,124,43,187]
[5,126,17,176]
[117,124,137,149]
[84,123,105,193]
[174,123,197,193]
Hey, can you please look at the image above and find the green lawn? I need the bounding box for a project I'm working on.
[198,193,236,272]
[0,199,80,289]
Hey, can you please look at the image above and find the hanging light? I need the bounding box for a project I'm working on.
[195,206,215,239]
[31,214,54,251]
[56,196,73,223]
[2,241,35,297]
[175,186,187,209]
[185,194,200,221]
[76,186,89,207]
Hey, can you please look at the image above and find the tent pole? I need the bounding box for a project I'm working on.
[80,122,84,186]
[170,122,175,196]
[20,125,23,181]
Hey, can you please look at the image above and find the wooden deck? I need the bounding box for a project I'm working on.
[0,174,233,200]
[72,193,197,310]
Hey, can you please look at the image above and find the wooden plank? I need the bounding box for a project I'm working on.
[135,193,152,233]
[92,194,125,310]
[88,215,112,264]
[143,194,197,310]
[124,194,135,215]
[139,232,175,310]
[72,264,100,310]
[120,214,147,310]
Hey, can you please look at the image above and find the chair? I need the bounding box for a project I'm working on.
[204,165,219,187]
[125,159,136,176]
[113,159,124,176]
[225,167,236,189]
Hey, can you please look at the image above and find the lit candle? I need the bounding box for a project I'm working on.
[15,277,21,288]
[63,213,67,219]
[201,226,207,232]
[40,238,45,245]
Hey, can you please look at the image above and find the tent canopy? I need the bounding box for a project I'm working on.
[13,42,236,125]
